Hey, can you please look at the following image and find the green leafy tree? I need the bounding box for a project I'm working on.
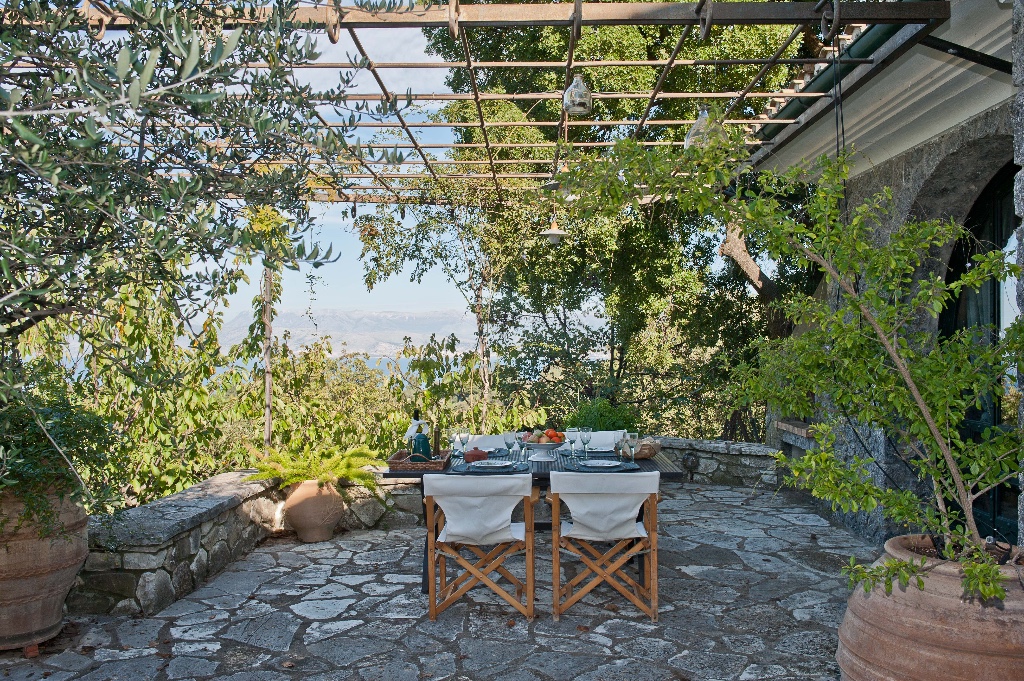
[220,336,406,461]
[386,333,547,435]
[735,155,1023,599]
[0,3,377,356]
[21,282,228,506]
[0,0,399,528]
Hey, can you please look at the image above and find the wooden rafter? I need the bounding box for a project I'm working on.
[85,3,951,30]
[346,27,438,180]
[459,27,501,193]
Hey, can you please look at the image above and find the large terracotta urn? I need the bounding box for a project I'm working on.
[285,480,345,543]
[0,492,89,651]
[837,534,1024,680]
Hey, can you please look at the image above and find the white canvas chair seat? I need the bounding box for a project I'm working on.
[423,474,535,621]
[439,522,526,544]
[465,434,509,450]
[549,471,659,622]
[560,520,646,540]
[580,430,626,451]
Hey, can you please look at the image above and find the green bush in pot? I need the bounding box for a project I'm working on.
[247,442,381,491]
[736,155,1023,597]
[0,373,119,651]
[733,154,1024,681]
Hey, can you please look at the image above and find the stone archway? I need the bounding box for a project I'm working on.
[844,100,1014,241]
[910,134,1014,224]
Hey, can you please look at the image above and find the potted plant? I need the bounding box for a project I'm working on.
[0,392,114,652]
[737,156,1024,680]
[248,443,380,543]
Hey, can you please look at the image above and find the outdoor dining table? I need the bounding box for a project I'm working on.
[382,445,688,592]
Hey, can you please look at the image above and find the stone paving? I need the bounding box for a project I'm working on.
[1,483,879,681]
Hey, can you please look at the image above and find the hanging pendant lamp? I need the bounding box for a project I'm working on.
[684,104,711,149]
[563,74,592,116]
[540,215,568,245]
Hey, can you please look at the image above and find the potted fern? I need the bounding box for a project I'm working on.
[249,443,381,543]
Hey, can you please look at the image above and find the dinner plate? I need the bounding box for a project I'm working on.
[471,460,514,468]
[579,460,621,468]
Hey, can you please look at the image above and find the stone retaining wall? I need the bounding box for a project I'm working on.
[655,437,779,488]
[67,472,287,616]
[68,471,420,616]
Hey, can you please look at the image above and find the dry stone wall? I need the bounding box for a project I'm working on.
[68,472,287,616]
[655,437,779,488]
[68,472,412,616]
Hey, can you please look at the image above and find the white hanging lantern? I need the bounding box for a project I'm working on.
[684,104,712,149]
[562,74,592,116]
[540,217,568,245]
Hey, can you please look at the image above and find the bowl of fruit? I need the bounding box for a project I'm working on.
[523,429,565,450]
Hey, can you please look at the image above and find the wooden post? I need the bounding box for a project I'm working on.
[262,265,273,456]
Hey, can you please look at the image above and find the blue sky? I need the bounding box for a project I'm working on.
[227,27,468,315]
[226,207,468,315]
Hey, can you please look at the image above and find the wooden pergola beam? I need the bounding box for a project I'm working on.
[327,91,826,102]
[87,3,950,30]
[245,58,875,69]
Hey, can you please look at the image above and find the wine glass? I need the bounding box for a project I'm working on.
[458,428,471,454]
[580,427,592,459]
[625,432,639,463]
[502,431,516,456]
[566,428,580,459]
[514,430,525,455]
[447,428,459,456]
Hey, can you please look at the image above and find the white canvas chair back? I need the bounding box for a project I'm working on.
[423,474,532,545]
[465,434,509,450]
[584,430,626,451]
[549,472,660,541]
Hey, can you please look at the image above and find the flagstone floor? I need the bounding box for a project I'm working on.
[1,483,879,681]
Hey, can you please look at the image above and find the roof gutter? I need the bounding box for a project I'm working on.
[757,22,904,141]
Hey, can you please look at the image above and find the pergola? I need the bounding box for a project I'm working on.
[89,1,952,205]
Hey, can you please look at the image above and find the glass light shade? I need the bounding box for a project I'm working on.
[540,219,568,244]
[684,104,712,149]
[563,74,592,116]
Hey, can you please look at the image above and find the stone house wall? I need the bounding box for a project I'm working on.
[787,98,1017,545]
[1013,0,1024,546]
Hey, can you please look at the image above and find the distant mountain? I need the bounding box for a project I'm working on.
[220,308,475,357]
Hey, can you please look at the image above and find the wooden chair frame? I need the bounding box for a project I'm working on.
[550,490,658,621]
[425,488,536,621]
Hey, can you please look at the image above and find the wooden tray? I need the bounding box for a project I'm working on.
[387,449,452,471]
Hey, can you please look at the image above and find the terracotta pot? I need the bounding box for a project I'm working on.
[837,534,1024,681]
[285,480,345,543]
[0,491,88,651]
